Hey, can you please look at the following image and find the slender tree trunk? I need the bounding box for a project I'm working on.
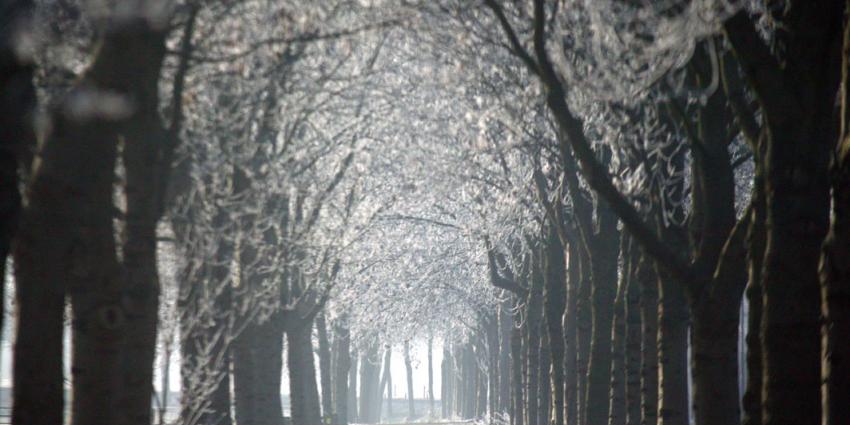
[442,344,453,419]
[378,345,392,421]
[623,239,642,425]
[820,7,850,423]
[486,316,499,417]
[499,299,513,414]
[608,234,628,425]
[405,340,415,418]
[333,322,351,424]
[287,324,322,425]
[576,246,593,425]
[544,224,567,425]
[526,248,544,425]
[317,312,334,418]
[564,241,580,425]
[539,331,551,425]
[637,255,658,425]
[512,300,525,425]
[428,337,435,417]
[348,349,359,423]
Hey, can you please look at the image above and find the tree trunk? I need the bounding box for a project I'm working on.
[526,248,544,425]
[585,209,620,425]
[512,300,525,425]
[348,349,359,423]
[404,340,415,418]
[576,246,593,425]
[543,224,567,425]
[333,322,351,424]
[623,239,642,425]
[539,331,551,425]
[608,234,628,425]
[499,299,513,414]
[656,271,689,425]
[359,343,381,424]
[564,240,580,425]
[317,312,334,419]
[428,337,435,417]
[442,344,453,419]
[637,255,658,425]
[690,295,740,425]
[233,311,284,425]
[378,345,392,421]
[820,7,850,423]
[287,325,322,425]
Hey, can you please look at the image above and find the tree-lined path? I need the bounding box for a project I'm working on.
[1,1,849,425]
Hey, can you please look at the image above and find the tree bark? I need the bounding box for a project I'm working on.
[333,321,351,424]
[655,270,689,425]
[820,5,850,422]
[623,239,642,425]
[317,312,334,418]
[526,248,544,425]
[348,349,359,423]
[428,338,435,416]
[543,224,567,425]
[637,255,658,425]
[287,324,322,425]
[608,234,628,425]
[359,342,381,424]
[512,299,525,425]
[499,299,513,414]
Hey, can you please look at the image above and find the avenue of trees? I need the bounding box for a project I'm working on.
[1,1,849,425]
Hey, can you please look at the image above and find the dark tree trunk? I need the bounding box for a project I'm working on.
[608,234,628,425]
[0,0,36,377]
[585,207,621,425]
[287,325,322,425]
[539,331,551,425]
[233,311,284,425]
[637,255,658,425]
[723,3,844,424]
[526,248,544,425]
[820,7,850,423]
[543,224,567,425]
[656,271,689,425]
[576,246,593,425]
[623,239,642,425]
